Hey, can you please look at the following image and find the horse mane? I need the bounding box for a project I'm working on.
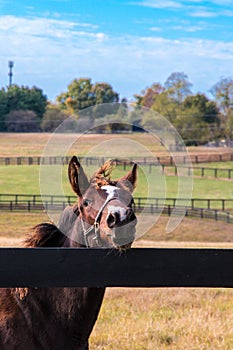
[91,159,117,189]
[13,223,67,300]
[24,223,67,248]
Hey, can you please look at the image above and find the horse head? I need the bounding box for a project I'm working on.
[67,156,137,249]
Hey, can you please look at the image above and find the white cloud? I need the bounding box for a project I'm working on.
[211,0,233,5]
[149,26,162,32]
[133,0,233,19]
[133,0,183,9]
[0,15,233,100]
[168,24,203,32]
[190,10,217,18]
[0,15,98,34]
[221,10,233,17]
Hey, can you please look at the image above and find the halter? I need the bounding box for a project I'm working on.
[80,187,119,248]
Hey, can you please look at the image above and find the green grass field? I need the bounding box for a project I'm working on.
[0,164,232,201]
[194,161,233,169]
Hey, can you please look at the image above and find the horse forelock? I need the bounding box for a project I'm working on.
[91,159,116,189]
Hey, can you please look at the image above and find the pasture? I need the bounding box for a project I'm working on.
[1,133,233,349]
[0,164,232,199]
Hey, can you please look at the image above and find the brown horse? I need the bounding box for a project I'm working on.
[0,156,137,350]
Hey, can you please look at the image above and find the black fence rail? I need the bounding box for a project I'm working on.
[1,152,233,167]
[0,194,76,206]
[1,248,233,288]
[1,156,233,181]
[1,194,233,224]
[141,205,233,224]
[163,165,233,180]
[1,194,233,212]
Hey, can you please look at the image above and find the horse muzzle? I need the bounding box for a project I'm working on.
[106,207,137,247]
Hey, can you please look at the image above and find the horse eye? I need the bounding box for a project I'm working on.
[83,199,91,207]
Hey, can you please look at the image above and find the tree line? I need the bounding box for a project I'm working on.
[0,73,233,145]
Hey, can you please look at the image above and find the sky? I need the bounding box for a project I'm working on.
[0,0,233,101]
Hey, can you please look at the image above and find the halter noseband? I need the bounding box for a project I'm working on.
[81,189,119,248]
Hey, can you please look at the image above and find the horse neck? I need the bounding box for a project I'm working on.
[58,206,86,247]
[57,207,106,344]
[51,287,106,345]
[61,287,106,321]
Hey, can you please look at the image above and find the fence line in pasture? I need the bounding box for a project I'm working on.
[1,194,233,211]
[1,151,233,167]
[1,247,233,288]
[0,193,233,224]
[1,155,233,181]
[162,165,233,180]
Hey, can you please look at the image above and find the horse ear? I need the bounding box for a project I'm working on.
[68,156,89,197]
[117,163,137,193]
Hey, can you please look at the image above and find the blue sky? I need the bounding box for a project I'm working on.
[0,0,233,101]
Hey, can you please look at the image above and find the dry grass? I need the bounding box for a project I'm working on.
[1,212,233,246]
[0,212,233,246]
[90,288,233,350]
[0,212,49,246]
[0,133,165,157]
[0,133,50,156]
[0,132,230,157]
[138,215,233,244]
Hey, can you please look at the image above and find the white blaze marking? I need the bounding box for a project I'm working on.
[101,185,120,196]
[101,185,127,221]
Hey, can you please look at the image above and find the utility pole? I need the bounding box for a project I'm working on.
[8,61,14,86]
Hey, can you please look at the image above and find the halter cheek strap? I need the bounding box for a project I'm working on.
[81,190,119,248]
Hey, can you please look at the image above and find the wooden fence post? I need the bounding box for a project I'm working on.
[201,168,204,177]
[222,200,225,211]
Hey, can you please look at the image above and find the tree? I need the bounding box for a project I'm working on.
[151,90,178,122]
[164,72,193,104]
[5,110,40,132]
[0,85,47,131]
[92,82,119,105]
[210,77,233,115]
[174,113,210,145]
[0,89,8,131]
[182,93,220,124]
[133,83,179,130]
[210,77,233,139]
[175,94,220,144]
[56,78,94,113]
[140,110,163,130]
[7,85,47,119]
[117,98,128,120]
[41,105,68,132]
[56,78,119,116]
[91,82,119,119]
[134,83,164,108]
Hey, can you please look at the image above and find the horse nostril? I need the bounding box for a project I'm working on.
[126,208,136,221]
[106,212,117,228]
